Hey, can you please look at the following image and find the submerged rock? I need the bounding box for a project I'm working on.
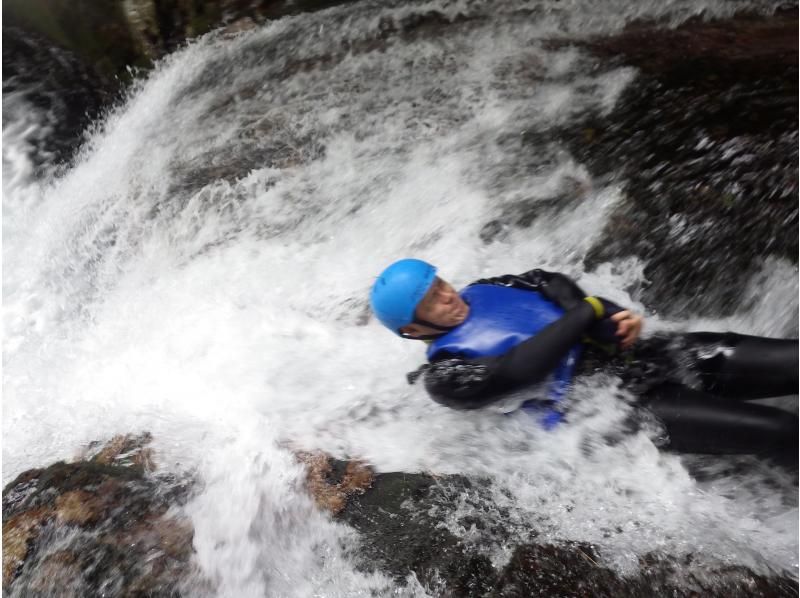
[2,433,196,596]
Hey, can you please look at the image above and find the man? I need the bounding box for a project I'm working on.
[370,258,798,455]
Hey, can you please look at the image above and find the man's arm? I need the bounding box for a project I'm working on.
[472,269,628,345]
[420,298,618,410]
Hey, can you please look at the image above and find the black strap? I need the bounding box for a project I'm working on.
[397,317,457,340]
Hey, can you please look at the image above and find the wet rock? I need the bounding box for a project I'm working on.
[221,16,258,37]
[2,0,363,86]
[2,507,51,587]
[3,0,148,84]
[339,470,497,595]
[295,450,374,514]
[493,543,624,597]
[492,543,798,598]
[84,430,156,472]
[2,24,113,171]
[2,433,196,596]
[300,456,798,597]
[54,490,105,526]
[550,9,798,318]
[2,0,365,171]
[24,550,83,597]
[478,182,590,245]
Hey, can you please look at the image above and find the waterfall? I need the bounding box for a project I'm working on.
[3,0,796,594]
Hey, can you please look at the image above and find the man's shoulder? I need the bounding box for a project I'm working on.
[467,270,545,290]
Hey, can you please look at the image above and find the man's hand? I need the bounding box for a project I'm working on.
[610,310,644,350]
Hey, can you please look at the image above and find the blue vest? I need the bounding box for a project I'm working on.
[426,284,581,428]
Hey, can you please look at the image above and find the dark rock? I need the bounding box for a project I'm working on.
[2,507,51,587]
[492,543,799,598]
[2,24,113,171]
[1,0,365,171]
[294,452,798,598]
[3,0,148,83]
[84,430,156,471]
[493,543,623,597]
[2,0,364,88]
[550,9,798,318]
[295,450,374,515]
[338,470,498,595]
[7,446,795,596]
[2,433,197,596]
[479,183,590,245]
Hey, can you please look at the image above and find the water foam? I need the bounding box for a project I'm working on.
[3,0,795,593]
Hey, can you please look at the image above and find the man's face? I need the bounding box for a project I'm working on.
[400,277,469,337]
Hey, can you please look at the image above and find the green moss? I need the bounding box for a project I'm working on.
[186,2,222,38]
[35,461,142,495]
[3,0,72,47]
[3,0,149,83]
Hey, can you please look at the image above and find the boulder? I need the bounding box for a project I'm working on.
[2,433,196,596]
[570,10,797,318]
[299,452,798,597]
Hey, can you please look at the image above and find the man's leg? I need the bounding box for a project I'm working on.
[643,383,798,455]
[682,332,798,399]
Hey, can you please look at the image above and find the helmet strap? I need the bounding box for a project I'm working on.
[413,317,458,332]
[400,331,444,341]
[398,317,458,341]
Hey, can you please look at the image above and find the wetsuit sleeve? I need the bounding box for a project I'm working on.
[423,299,601,409]
[471,269,586,310]
[471,269,627,346]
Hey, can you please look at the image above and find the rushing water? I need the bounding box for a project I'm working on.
[3,0,797,595]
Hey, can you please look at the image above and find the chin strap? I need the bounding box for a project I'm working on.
[399,317,459,341]
[413,317,458,332]
[400,332,443,341]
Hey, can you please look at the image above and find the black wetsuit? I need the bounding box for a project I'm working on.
[410,269,798,456]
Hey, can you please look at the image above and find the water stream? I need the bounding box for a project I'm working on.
[3,0,797,595]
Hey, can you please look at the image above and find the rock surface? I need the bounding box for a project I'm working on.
[2,24,112,171]
[2,433,196,597]
[5,445,797,596]
[295,450,374,514]
[3,4,797,595]
[2,0,360,84]
[305,454,798,597]
[476,8,798,320]
[569,9,797,318]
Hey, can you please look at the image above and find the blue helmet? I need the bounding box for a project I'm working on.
[370,259,437,335]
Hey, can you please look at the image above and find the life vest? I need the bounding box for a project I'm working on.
[426,284,581,428]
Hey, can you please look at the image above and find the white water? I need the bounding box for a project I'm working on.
[3,0,796,594]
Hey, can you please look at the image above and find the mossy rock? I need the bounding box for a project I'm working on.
[2,434,196,595]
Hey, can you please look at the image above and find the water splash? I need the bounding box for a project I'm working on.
[3,0,795,593]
